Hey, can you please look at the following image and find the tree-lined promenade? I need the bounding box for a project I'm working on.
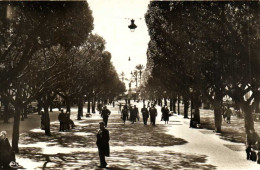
[0,1,125,153]
[143,1,260,147]
[1,1,260,169]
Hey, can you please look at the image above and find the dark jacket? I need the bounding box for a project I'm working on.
[96,129,110,157]
[149,107,157,118]
[58,112,65,122]
[0,138,15,165]
[162,108,170,121]
[101,109,111,118]
[141,108,149,118]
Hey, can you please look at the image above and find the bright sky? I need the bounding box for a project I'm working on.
[87,0,150,80]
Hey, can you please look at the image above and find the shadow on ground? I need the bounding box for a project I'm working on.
[18,149,216,169]
[200,117,245,143]
[17,113,215,169]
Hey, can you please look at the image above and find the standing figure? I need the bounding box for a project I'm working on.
[101,106,111,127]
[129,106,135,124]
[58,110,65,131]
[96,122,110,168]
[246,145,252,160]
[141,105,149,125]
[64,111,71,131]
[162,105,170,124]
[149,105,157,126]
[225,106,232,124]
[0,131,21,169]
[121,105,128,124]
[133,105,139,121]
[161,105,165,121]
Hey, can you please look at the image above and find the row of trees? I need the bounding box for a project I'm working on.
[0,2,125,152]
[144,1,260,144]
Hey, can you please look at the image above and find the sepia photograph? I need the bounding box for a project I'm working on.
[0,0,260,169]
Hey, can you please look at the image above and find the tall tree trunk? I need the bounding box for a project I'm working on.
[170,98,173,111]
[243,103,255,133]
[12,101,22,153]
[43,102,51,136]
[183,96,189,118]
[3,98,9,123]
[177,95,180,115]
[173,98,177,113]
[213,91,222,133]
[49,102,53,112]
[254,95,260,113]
[193,92,201,124]
[87,99,91,113]
[78,96,83,120]
[37,97,43,115]
[241,102,257,146]
[65,96,71,113]
[92,97,96,113]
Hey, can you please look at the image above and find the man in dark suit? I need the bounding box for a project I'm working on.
[96,122,110,168]
[149,105,157,126]
[101,106,111,127]
[141,105,149,125]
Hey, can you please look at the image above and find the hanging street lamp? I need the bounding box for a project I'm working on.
[128,19,137,32]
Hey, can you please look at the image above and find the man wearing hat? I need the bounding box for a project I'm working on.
[141,105,149,125]
[96,122,110,168]
[101,106,111,127]
[149,104,158,126]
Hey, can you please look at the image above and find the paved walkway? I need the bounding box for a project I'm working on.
[1,102,260,169]
[0,110,60,140]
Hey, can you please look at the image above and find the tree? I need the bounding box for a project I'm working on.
[0,1,94,92]
[0,1,94,152]
[144,1,260,135]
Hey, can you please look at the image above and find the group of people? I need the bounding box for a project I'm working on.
[58,110,75,131]
[96,103,172,168]
[121,105,140,124]
[121,104,171,126]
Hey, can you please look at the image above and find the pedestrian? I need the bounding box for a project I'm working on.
[101,106,111,127]
[222,105,227,122]
[64,111,71,131]
[96,122,110,168]
[162,105,170,124]
[225,106,232,124]
[58,109,65,131]
[246,145,252,160]
[149,105,157,126]
[161,105,165,121]
[121,105,128,124]
[0,131,21,169]
[129,106,136,124]
[141,105,149,125]
[133,105,139,121]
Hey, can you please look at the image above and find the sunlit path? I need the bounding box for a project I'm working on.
[11,102,258,169]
